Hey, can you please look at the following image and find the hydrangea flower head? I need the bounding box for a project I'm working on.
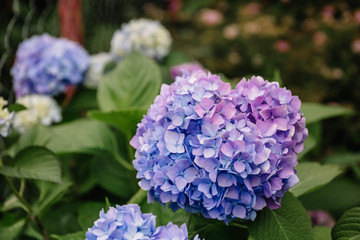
[131,70,307,222]
[111,18,172,60]
[85,204,201,240]
[0,97,14,137]
[85,52,114,89]
[11,34,90,97]
[14,95,62,133]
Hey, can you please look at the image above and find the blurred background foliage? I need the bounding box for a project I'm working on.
[1,0,360,237]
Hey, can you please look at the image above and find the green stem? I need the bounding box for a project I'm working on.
[0,156,49,240]
[229,222,248,229]
[127,188,147,205]
[4,175,32,214]
[114,153,134,171]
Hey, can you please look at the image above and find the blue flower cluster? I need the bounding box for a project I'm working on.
[85,204,201,240]
[11,34,90,97]
[131,70,307,222]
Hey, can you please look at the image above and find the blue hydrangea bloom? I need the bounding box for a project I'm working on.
[85,204,201,240]
[11,34,90,97]
[131,70,307,223]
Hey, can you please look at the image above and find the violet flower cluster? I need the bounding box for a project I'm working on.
[11,34,90,97]
[85,204,201,240]
[131,70,307,222]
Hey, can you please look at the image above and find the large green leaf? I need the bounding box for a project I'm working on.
[14,120,119,157]
[52,232,85,240]
[290,162,343,197]
[0,213,26,240]
[98,52,162,111]
[323,152,360,165]
[332,207,360,240]
[248,193,312,240]
[314,226,331,240]
[0,147,61,183]
[299,177,360,214]
[88,108,146,134]
[301,102,353,124]
[11,124,52,156]
[0,219,26,240]
[47,119,119,155]
[78,202,106,231]
[92,156,138,198]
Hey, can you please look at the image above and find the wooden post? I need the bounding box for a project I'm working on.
[58,0,83,44]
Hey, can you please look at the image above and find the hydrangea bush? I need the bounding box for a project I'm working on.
[11,34,90,97]
[0,5,355,239]
[85,204,201,240]
[131,70,307,222]
[111,18,172,60]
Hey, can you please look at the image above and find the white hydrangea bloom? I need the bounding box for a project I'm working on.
[111,18,172,59]
[14,95,62,133]
[0,97,14,137]
[84,52,114,89]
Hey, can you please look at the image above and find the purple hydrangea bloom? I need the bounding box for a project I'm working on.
[11,34,90,97]
[131,70,307,223]
[85,204,201,240]
[170,62,205,79]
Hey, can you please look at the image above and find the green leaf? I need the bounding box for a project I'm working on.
[299,177,360,214]
[248,193,312,240]
[301,102,353,124]
[47,119,119,156]
[332,207,360,240]
[323,152,360,165]
[0,218,26,240]
[78,202,106,231]
[88,108,146,134]
[98,52,162,111]
[0,146,61,183]
[92,156,138,198]
[7,103,26,112]
[12,124,52,157]
[13,120,119,157]
[297,135,317,160]
[314,226,331,240]
[52,232,85,240]
[33,179,72,216]
[290,162,343,197]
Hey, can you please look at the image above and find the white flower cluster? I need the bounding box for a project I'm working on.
[111,18,172,59]
[84,52,114,89]
[14,95,62,133]
[0,97,14,137]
